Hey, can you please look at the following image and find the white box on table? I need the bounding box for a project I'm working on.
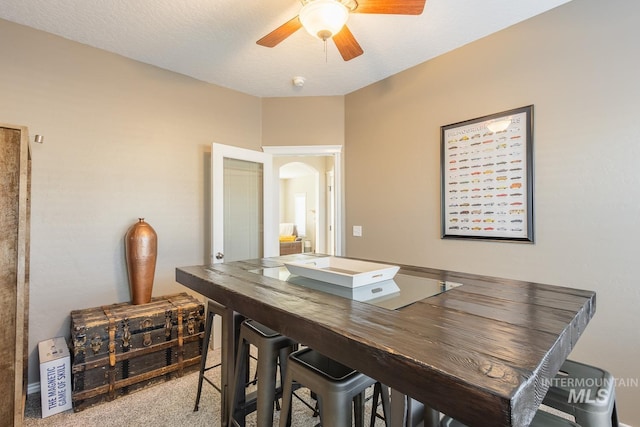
[38,336,72,417]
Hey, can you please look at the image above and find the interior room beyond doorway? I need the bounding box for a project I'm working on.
[276,156,335,256]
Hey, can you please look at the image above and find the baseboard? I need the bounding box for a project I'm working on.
[27,381,41,395]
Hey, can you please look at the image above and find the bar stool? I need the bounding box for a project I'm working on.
[401,397,437,427]
[193,299,243,427]
[440,410,580,427]
[279,347,389,427]
[230,319,297,427]
[369,382,391,426]
[543,359,619,427]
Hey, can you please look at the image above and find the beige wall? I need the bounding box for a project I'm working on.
[0,18,267,385]
[262,97,344,146]
[0,19,347,388]
[344,0,639,423]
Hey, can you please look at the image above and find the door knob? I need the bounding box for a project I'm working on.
[215,252,224,260]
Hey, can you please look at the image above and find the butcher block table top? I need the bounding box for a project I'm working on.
[176,254,595,427]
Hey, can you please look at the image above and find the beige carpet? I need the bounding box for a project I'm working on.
[24,348,387,427]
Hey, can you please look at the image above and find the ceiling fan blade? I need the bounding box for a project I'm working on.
[256,16,303,47]
[333,26,364,61]
[352,0,426,15]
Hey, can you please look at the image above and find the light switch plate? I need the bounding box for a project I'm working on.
[353,225,362,237]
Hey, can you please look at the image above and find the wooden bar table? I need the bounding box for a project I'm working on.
[176,254,596,427]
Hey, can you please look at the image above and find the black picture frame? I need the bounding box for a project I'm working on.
[441,105,534,242]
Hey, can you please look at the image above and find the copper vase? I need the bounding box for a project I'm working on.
[125,218,157,305]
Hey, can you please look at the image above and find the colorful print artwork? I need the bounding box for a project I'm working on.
[441,106,533,242]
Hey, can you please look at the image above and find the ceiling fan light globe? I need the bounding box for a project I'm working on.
[300,0,349,41]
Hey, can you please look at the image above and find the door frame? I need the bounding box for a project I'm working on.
[262,145,344,256]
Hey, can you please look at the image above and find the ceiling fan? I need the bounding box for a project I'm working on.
[256,0,427,61]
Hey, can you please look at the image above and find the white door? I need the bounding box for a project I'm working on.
[211,143,277,264]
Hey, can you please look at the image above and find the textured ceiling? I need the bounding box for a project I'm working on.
[0,0,571,97]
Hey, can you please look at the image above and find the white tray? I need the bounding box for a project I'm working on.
[284,257,400,288]
[287,275,400,302]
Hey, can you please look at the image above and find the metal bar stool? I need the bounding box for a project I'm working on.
[369,382,391,426]
[230,319,297,427]
[398,396,440,427]
[279,347,389,427]
[543,359,619,427]
[194,299,243,427]
[440,410,581,427]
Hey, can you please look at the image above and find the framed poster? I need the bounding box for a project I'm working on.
[441,105,534,242]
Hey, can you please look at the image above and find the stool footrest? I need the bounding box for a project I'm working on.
[440,411,580,427]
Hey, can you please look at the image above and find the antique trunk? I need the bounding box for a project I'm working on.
[70,292,204,411]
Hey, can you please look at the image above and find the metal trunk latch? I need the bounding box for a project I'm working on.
[122,318,131,349]
[90,334,103,354]
[141,318,153,347]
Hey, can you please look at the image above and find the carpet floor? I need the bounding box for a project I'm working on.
[24,348,387,427]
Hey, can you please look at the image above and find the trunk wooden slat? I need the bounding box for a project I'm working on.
[70,292,204,411]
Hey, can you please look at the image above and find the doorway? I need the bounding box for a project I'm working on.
[263,145,343,256]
